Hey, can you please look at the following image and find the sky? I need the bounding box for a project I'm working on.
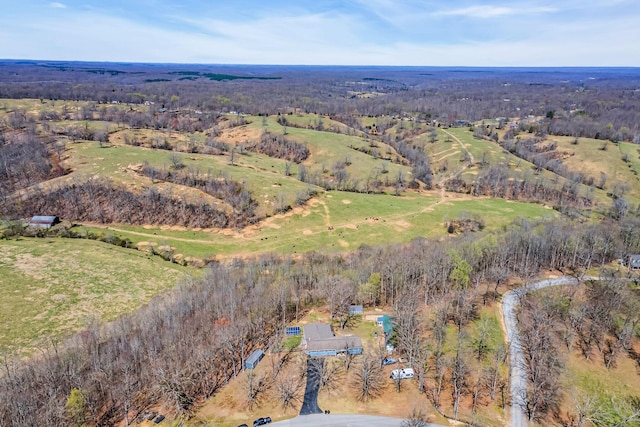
[0,0,638,66]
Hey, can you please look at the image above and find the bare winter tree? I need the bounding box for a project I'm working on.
[275,369,305,410]
[428,303,449,408]
[351,352,385,402]
[450,337,470,420]
[319,275,357,329]
[570,390,603,427]
[394,285,422,366]
[314,358,343,394]
[519,296,564,422]
[244,370,270,410]
[401,408,433,427]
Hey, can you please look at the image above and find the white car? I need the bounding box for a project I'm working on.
[390,368,414,380]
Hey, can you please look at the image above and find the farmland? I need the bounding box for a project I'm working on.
[0,237,190,355]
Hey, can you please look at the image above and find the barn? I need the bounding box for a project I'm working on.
[27,215,60,228]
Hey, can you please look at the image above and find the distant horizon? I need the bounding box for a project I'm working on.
[2,59,639,70]
[1,1,638,67]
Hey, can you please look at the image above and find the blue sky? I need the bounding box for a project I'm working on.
[0,0,638,66]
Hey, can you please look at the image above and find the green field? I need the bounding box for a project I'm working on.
[77,191,556,259]
[421,128,613,207]
[251,114,410,180]
[0,238,191,355]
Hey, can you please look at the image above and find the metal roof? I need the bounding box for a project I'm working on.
[305,336,362,353]
[28,216,59,227]
[246,349,264,365]
[303,322,363,354]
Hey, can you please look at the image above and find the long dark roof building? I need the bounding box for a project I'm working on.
[27,216,59,228]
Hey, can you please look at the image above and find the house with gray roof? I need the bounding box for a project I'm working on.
[302,322,362,357]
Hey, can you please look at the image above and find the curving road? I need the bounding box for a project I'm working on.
[502,276,595,427]
[271,413,446,427]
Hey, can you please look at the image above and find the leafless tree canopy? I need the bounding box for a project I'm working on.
[351,353,386,402]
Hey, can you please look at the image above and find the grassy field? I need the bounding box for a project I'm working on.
[422,128,613,207]
[250,115,411,180]
[0,237,192,355]
[61,140,314,215]
[76,191,556,259]
[552,136,640,204]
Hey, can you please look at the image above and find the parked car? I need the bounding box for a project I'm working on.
[390,368,414,380]
[154,414,165,424]
[253,417,272,426]
[238,424,249,427]
[382,357,397,365]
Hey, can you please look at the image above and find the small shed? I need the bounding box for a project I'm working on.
[349,305,363,315]
[28,215,60,228]
[377,315,395,343]
[629,255,640,269]
[245,349,264,370]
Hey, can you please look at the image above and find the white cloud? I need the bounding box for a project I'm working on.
[178,11,368,54]
[49,2,66,8]
[434,5,556,18]
[0,2,638,66]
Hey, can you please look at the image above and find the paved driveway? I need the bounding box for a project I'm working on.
[299,358,323,415]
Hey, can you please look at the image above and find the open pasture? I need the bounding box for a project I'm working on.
[0,238,190,355]
[78,191,556,259]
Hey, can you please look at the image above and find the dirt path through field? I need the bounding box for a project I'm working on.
[441,128,474,165]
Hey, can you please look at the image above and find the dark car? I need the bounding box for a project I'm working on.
[382,357,397,365]
[253,417,272,426]
[154,414,165,424]
[238,424,249,427]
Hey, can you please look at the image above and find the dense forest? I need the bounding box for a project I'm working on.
[1,62,639,143]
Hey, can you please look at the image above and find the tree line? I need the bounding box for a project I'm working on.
[0,129,65,201]
[2,63,638,143]
[139,163,258,227]
[0,178,233,229]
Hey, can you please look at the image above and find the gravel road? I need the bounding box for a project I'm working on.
[502,276,593,427]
